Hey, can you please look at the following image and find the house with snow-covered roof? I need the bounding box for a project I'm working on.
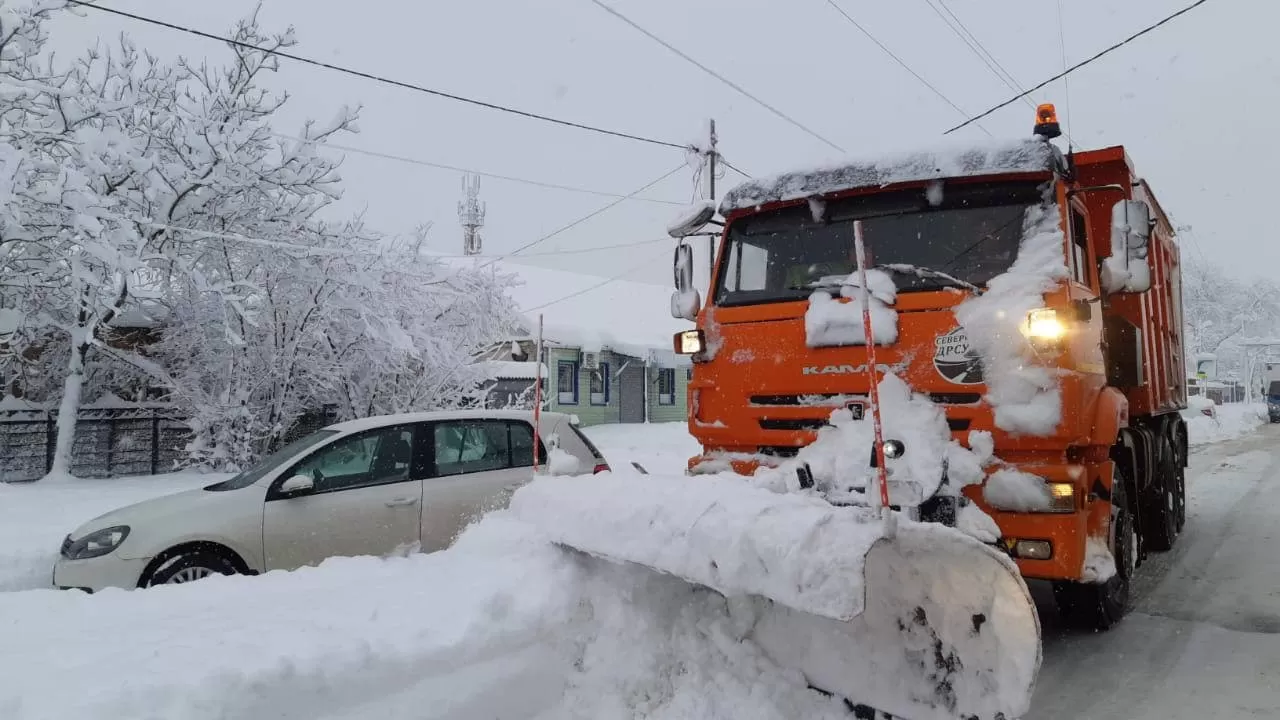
[467,259,695,426]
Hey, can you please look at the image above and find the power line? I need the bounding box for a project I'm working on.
[275,133,687,206]
[944,0,1212,135]
[822,0,992,138]
[523,247,672,312]
[0,74,689,208]
[63,0,690,151]
[919,0,1076,146]
[587,0,847,154]
[923,0,1029,105]
[721,158,753,179]
[476,164,688,269]
[1056,0,1074,141]
[435,237,667,259]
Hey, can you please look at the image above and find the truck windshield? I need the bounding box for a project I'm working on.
[715,179,1051,306]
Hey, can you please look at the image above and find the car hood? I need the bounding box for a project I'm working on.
[69,486,261,540]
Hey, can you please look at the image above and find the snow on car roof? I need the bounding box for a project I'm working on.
[719,136,1061,214]
[327,408,571,433]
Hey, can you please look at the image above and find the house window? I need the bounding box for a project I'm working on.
[686,367,692,381]
[658,368,675,405]
[557,360,579,405]
[590,362,610,405]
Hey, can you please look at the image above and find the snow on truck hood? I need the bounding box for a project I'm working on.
[719,136,1060,214]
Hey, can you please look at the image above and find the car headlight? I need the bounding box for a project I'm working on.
[62,526,130,560]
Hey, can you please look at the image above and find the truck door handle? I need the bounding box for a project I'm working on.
[385,497,419,507]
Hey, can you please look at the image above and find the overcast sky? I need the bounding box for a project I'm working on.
[47,0,1275,294]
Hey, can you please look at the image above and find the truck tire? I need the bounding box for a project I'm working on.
[1142,440,1179,552]
[1053,468,1135,631]
[1173,429,1187,533]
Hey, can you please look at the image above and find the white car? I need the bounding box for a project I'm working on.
[53,410,607,592]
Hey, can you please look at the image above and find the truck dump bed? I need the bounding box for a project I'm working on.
[1073,146,1187,417]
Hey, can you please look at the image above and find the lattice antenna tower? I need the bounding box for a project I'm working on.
[458,173,486,256]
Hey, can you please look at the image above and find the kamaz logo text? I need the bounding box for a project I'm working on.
[802,364,859,375]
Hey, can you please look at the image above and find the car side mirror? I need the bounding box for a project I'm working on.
[279,474,314,496]
[1101,199,1153,294]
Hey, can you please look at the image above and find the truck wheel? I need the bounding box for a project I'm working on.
[1173,443,1187,533]
[1142,441,1179,552]
[1053,469,1135,631]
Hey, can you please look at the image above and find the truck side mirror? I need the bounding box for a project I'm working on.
[667,201,716,239]
[1101,200,1153,294]
[670,243,700,320]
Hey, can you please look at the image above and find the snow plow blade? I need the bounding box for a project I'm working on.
[510,473,1041,720]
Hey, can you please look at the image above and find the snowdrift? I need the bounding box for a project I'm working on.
[1,472,1041,720]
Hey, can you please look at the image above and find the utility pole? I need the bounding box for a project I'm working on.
[706,119,718,287]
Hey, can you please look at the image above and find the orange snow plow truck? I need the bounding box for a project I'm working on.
[669,105,1187,632]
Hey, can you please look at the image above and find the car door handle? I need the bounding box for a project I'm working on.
[385,497,420,507]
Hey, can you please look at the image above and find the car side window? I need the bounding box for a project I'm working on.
[287,426,416,494]
[433,421,509,476]
[509,420,547,468]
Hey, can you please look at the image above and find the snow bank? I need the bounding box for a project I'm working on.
[803,269,898,348]
[720,137,1057,213]
[1184,402,1267,446]
[955,198,1069,436]
[0,472,224,593]
[983,468,1053,512]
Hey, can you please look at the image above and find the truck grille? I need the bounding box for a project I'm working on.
[751,392,981,406]
[759,418,829,431]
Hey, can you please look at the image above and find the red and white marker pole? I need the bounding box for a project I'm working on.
[534,313,544,473]
[853,220,895,534]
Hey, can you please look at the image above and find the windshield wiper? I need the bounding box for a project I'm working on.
[877,264,981,293]
[787,267,979,294]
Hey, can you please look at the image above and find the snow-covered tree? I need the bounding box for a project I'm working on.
[0,2,522,476]
[1181,256,1280,380]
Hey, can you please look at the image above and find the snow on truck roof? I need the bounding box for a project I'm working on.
[719,136,1061,214]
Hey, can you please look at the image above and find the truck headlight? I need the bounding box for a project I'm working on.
[1026,308,1067,341]
[674,329,705,355]
[62,526,130,560]
[1047,482,1075,512]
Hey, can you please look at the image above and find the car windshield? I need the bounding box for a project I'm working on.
[715,180,1049,306]
[1269,381,1280,397]
[203,430,340,491]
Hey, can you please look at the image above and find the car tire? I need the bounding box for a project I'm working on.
[145,549,240,587]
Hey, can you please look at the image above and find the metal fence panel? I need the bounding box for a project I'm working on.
[0,407,190,482]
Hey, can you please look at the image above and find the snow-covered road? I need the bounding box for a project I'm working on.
[1031,426,1280,718]
[2,416,1278,719]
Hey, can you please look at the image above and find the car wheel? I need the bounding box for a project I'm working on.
[146,549,239,587]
